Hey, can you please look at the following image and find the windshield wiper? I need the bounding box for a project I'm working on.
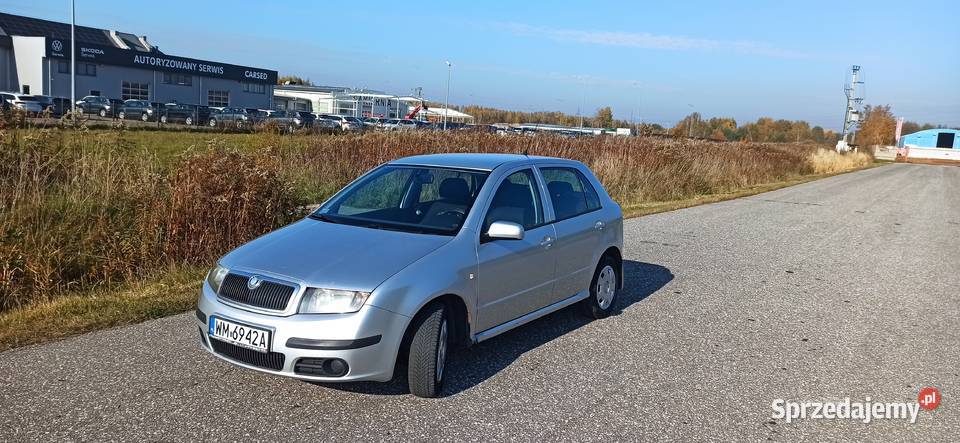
[308,213,339,224]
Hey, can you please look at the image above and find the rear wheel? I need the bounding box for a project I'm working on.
[141,113,149,122]
[98,108,107,117]
[407,303,448,398]
[185,116,193,126]
[581,255,619,319]
[118,112,126,120]
[160,115,167,124]
[209,118,218,127]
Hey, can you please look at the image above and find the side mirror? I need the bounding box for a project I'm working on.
[486,221,524,240]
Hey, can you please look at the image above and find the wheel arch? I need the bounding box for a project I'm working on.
[394,293,471,375]
[601,246,623,289]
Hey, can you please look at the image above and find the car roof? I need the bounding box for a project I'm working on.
[390,153,571,171]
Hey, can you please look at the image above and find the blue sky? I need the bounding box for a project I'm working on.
[4,1,958,129]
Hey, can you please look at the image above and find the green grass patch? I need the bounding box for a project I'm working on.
[0,266,203,352]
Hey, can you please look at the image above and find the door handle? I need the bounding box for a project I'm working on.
[594,221,605,231]
[540,236,554,249]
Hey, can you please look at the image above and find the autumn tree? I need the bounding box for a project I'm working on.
[858,104,896,146]
[277,75,313,86]
[594,107,614,128]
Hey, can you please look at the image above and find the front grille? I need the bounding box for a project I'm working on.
[210,338,285,371]
[218,273,296,311]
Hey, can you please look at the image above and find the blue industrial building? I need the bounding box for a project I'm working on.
[898,129,960,149]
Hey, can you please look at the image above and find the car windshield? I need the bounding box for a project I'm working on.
[313,165,489,235]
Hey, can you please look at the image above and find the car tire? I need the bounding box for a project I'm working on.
[581,255,620,319]
[99,109,107,118]
[209,118,217,127]
[185,116,193,126]
[160,115,167,124]
[118,112,126,120]
[141,113,149,122]
[407,303,448,398]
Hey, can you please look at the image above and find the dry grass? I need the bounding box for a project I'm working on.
[809,149,873,174]
[0,265,202,351]
[0,127,861,321]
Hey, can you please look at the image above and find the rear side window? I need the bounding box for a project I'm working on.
[540,167,602,220]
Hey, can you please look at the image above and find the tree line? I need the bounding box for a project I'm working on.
[856,105,955,146]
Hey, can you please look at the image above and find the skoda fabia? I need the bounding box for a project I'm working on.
[196,153,624,397]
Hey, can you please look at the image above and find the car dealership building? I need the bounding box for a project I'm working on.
[0,12,277,108]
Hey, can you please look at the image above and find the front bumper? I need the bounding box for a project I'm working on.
[196,282,410,382]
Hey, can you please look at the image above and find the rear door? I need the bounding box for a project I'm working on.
[475,167,557,332]
[538,166,605,303]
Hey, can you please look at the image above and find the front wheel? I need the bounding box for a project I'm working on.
[581,256,620,319]
[118,112,126,120]
[185,116,193,126]
[160,115,167,124]
[407,303,448,398]
[141,113,149,122]
[99,108,107,118]
[209,118,218,127]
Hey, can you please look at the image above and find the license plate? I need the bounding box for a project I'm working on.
[208,316,271,352]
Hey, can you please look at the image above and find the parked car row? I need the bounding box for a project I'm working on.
[2,92,491,134]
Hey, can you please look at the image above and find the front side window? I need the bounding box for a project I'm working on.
[540,167,602,220]
[316,166,488,235]
[483,169,544,231]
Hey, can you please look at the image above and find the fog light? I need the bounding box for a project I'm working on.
[326,359,348,376]
[294,358,349,377]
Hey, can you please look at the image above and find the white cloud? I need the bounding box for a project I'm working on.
[498,23,805,58]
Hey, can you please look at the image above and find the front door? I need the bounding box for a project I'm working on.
[476,168,557,332]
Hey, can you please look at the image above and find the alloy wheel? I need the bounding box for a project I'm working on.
[596,265,616,310]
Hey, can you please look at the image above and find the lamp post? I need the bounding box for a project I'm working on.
[70,0,76,117]
[444,61,451,130]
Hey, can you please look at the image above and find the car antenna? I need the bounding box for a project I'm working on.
[521,149,529,156]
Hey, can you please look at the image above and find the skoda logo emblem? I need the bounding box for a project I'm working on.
[52,40,63,52]
[247,275,263,290]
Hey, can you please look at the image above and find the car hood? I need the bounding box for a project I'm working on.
[220,218,452,292]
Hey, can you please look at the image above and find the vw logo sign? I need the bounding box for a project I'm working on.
[247,275,263,290]
[51,40,63,52]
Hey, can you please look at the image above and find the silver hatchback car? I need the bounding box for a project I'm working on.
[196,153,624,397]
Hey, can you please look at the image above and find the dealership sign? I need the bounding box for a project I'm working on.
[46,39,277,84]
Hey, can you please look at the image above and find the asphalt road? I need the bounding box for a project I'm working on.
[1,163,957,441]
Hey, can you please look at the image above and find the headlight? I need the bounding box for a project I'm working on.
[299,288,370,314]
[147,109,154,114]
[105,105,111,110]
[206,264,229,294]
